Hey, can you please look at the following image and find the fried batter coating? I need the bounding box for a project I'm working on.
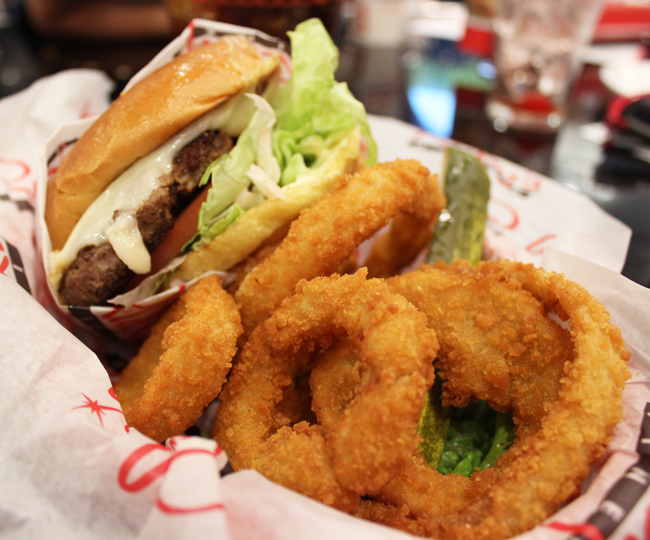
[234,159,446,337]
[310,337,363,429]
[388,261,574,428]
[350,260,630,540]
[214,270,438,513]
[114,275,242,442]
[364,211,441,279]
[356,499,428,537]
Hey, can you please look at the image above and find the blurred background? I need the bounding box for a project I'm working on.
[1,0,649,286]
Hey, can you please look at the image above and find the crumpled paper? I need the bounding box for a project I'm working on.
[0,21,648,540]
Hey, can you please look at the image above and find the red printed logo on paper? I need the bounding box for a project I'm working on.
[72,390,125,429]
[118,442,225,515]
[526,234,557,256]
[0,158,35,204]
[97,288,183,341]
[544,499,650,540]
[497,170,542,196]
[488,197,519,231]
[545,521,607,540]
[79,101,94,119]
[0,158,31,185]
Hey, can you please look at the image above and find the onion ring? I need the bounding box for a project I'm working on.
[349,260,630,540]
[310,337,363,430]
[115,275,242,442]
[390,260,575,430]
[214,269,438,513]
[234,159,446,337]
[364,210,440,279]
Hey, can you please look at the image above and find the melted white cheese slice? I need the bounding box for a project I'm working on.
[50,92,251,283]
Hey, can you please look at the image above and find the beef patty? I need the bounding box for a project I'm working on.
[58,130,234,307]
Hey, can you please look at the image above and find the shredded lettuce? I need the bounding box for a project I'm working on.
[189,94,276,250]
[188,18,376,251]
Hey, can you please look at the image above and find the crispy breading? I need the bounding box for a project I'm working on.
[234,159,446,337]
[351,260,630,540]
[214,270,438,512]
[115,275,242,442]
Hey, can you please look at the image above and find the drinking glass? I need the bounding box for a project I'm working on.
[486,0,605,132]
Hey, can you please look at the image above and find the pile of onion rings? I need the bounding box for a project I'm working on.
[215,269,438,512]
[113,159,630,540]
[355,260,628,539]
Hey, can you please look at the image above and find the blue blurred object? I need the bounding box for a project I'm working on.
[405,38,493,138]
[407,83,456,137]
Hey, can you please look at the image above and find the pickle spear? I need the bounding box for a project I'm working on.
[417,147,491,468]
[427,147,490,265]
[417,375,450,467]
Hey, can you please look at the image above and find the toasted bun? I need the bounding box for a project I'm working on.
[169,126,364,283]
[46,36,279,251]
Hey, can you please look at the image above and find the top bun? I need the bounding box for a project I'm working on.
[46,36,279,251]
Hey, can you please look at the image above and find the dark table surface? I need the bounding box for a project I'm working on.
[2,8,649,287]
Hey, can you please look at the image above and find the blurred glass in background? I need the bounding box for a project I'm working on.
[486,0,606,132]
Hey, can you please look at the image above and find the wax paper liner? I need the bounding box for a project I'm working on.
[35,19,291,343]
[0,18,648,540]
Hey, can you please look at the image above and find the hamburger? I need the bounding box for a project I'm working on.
[45,19,375,307]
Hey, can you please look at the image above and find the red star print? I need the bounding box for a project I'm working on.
[72,393,124,428]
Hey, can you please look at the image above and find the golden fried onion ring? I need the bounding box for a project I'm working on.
[214,269,438,513]
[234,159,446,338]
[354,260,630,540]
[115,275,242,442]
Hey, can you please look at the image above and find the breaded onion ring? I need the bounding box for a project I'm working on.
[234,159,446,337]
[114,275,242,442]
[310,337,363,430]
[352,260,630,540]
[214,270,438,513]
[390,261,574,431]
[364,211,440,279]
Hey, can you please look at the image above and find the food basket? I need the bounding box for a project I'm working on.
[0,18,648,540]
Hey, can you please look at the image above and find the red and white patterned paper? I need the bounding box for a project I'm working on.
[0,18,649,540]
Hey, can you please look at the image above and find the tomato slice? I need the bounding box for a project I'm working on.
[127,186,209,290]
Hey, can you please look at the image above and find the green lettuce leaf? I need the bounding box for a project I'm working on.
[192,205,245,251]
[270,18,377,186]
[187,18,377,251]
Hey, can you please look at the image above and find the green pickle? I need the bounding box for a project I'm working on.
[416,149,515,476]
[437,402,515,476]
[480,412,516,470]
[427,147,490,266]
[417,377,450,468]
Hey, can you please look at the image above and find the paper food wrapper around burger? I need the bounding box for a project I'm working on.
[0,17,648,540]
[35,19,292,342]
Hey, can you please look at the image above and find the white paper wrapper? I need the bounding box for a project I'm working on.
[0,20,648,540]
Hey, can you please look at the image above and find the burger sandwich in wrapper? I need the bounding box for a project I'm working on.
[41,18,375,337]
